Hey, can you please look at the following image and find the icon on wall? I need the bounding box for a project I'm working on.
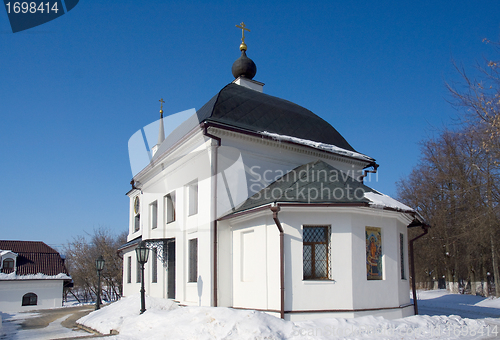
[366,226,382,280]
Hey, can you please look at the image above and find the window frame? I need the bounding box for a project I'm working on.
[22,292,37,306]
[188,238,198,282]
[188,181,198,216]
[150,200,158,230]
[151,248,158,283]
[133,196,141,232]
[136,258,141,283]
[127,256,132,284]
[3,258,14,269]
[165,192,176,224]
[400,233,406,280]
[302,225,332,280]
[134,214,141,232]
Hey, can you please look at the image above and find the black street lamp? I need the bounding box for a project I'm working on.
[95,255,105,310]
[135,241,149,314]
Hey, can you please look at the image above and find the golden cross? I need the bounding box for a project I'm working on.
[236,22,250,44]
[159,98,165,110]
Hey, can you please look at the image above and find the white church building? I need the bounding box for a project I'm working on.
[119,27,427,321]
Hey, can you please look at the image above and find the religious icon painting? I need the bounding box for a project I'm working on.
[366,226,383,280]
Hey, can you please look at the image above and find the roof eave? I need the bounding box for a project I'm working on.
[219,202,371,221]
[203,120,377,166]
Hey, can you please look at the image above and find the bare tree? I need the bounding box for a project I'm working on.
[64,227,127,303]
[397,128,498,295]
[446,40,500,295]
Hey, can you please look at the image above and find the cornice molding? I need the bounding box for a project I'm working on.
[207,127,370,168]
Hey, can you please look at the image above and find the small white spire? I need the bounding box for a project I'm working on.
[158,98,165,145]
[152,98,165,157]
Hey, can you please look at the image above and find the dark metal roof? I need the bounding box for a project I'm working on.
[149,83,371,170]
[0,240,69,277]
[224,160,376,216]
[197,83,357,151]
[117,236,142,253]
[0,241,58,254]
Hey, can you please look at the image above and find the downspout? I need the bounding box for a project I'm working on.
[270,205,285,319]
[409,223,429,315]
[203,124,221,307]
[359,164,379,182]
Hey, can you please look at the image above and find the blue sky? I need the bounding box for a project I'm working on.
[1,0,499,249]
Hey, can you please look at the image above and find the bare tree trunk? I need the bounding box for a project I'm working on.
[490,235,500,297]
[486,160,500,297]
[481,256,489,297]
[470,261,477,295]
[453,242,459,293]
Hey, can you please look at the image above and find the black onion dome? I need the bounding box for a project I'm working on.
[231,50,257,79]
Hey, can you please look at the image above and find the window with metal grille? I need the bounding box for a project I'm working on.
[400,233,406,279]
[22,293,37,306]
[152,248,158,283]
[127,256,131,283]
[188,238,198,282]
[165,192,175,223]
[303,225,331,280]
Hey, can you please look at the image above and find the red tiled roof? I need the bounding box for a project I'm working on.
[0,240,69,277]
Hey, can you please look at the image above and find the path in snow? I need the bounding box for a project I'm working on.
[1,305,93,340]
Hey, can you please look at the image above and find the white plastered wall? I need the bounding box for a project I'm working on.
[350,211,411,312]
[0,280,63,312]
[222,207,412,321]
[123,133,214,307]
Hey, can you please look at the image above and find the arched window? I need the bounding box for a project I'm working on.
[22,293,37,306]
[3,258,14,269]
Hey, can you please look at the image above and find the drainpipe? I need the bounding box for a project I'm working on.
[409,223,429,315]
[359,164,379,182]
[270,204,285,319]
[203,124,221,307]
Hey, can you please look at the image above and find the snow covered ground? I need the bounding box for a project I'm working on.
[415,290,500,319]
[74,291,500,340]
[2,290,500,339]
[0,310,90,340]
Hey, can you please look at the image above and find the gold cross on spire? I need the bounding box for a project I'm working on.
[236,22,250,51]
[159,98,165,116]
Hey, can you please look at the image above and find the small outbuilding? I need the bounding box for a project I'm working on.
[0,240,71,312]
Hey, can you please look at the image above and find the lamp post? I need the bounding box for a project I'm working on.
[135,241,149,314]
[95,255,105,310]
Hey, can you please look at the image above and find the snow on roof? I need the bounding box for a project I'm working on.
[260,131,375,163]
[364,191,414,212]
[0,272,71,280]
[0,250,17,257]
